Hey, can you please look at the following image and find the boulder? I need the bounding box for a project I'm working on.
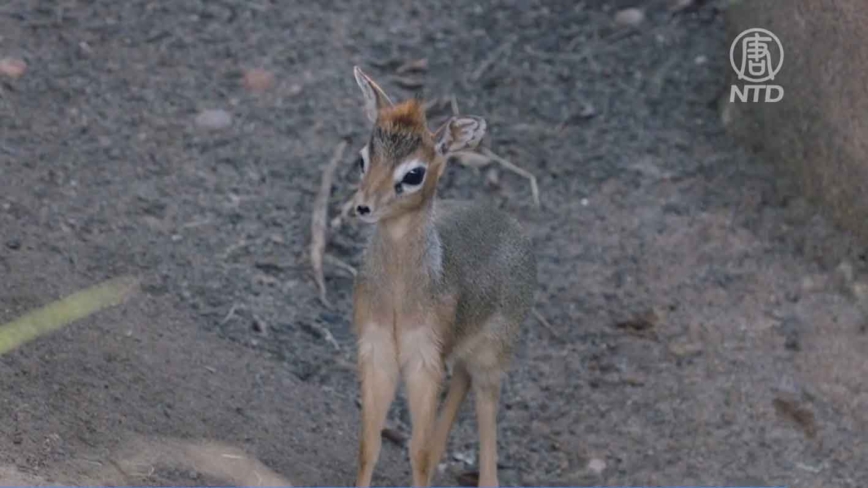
[721,0,868,240]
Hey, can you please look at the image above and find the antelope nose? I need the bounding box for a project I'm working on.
[356,205,371,216]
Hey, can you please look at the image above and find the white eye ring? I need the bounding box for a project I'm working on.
[358,145,370,174]
[393,159,427,194]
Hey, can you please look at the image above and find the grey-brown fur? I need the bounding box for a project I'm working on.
[350,65,536,488]
[432,199,537,361]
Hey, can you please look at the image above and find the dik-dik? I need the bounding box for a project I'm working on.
[350,66,537,488]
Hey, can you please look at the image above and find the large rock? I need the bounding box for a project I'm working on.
[721,0,868,239]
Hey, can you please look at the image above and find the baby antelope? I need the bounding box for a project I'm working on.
[349,66,537,488]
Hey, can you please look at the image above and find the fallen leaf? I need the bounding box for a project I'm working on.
[614,309,660,339]
[456,471,478,487]
[381,428,405,446]
[396,58,428,74]
[243,68,275,92]
[669,0,695,12]
[668,341,703,359]
[614,8,645,26]
[772,397,818,439]
[0,57,27,79]
[392,75,424,89]
[195,109,232,130]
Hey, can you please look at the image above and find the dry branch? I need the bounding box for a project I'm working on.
[532,308,558,337]
[311,140,347,308]
[471,37,515,81]
[479,147,540,208]
[395,58,428,74]
[325,254,357,277]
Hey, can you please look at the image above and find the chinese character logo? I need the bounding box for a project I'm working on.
[730,28,784,83]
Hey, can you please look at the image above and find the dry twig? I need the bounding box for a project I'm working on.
[471,37,515,81]
[423,96,444,113]
[532,308,558,337]
[391,75,424,89]
[480,147,540,208]
[325,254,357,277]
[396,58,428,74]
[311,140,347,307]
[452,151,490,169]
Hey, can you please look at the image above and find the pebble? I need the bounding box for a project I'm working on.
[836,260,855,285]
[852,282,868,307]
[288,84,303,96]
[668,341,703,358]
[0,57,27,79]
[485,168,500,188]
[195,109,232,130]
[587,458,607,475]
[243,68,275,92]
[614,8,645,26]
[669,0,695,12]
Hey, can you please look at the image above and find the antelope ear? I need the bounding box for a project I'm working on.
[353,66,394,123]
[433,116,487,156]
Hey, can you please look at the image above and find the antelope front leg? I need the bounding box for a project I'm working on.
[355,327,399,487]
[400,328,444,487]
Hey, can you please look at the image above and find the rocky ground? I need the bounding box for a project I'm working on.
[1,0,866,486]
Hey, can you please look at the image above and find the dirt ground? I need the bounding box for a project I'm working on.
[1,0,866,486]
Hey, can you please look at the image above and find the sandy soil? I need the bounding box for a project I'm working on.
[1,0,866,486]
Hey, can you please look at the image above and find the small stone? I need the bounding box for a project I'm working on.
[452,450,476,466]
[694,55,708,65]
[668,341,703,358]
[579,103,597,118]
[251,318,267,334]
[669,0,694,12]
[853,281,868,302]
[614,8,645,26]
[587,458,607,475]
[5,239,21,250]
[288,84,303,96]
[485,168,500,188]
[800,275,819,292]
[621,372,645,386]
[456,471,478,487]
[195,109,232,130]
[243,68,275,92]
[836,261,855,286]
[580,198,589,206]
[0,57,27,79]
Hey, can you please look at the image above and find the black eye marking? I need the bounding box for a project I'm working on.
[401,167,425,186]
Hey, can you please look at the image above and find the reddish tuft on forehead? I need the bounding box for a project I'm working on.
[377,99,427,134]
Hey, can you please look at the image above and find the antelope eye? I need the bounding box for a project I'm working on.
[401,167,425,186]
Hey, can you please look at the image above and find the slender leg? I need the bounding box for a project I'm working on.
[401,330,444,487]
[474,379,502,487]
[425,364,471,485]
[355,329,400,488]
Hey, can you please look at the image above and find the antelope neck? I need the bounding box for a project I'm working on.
[374,200,439,276]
